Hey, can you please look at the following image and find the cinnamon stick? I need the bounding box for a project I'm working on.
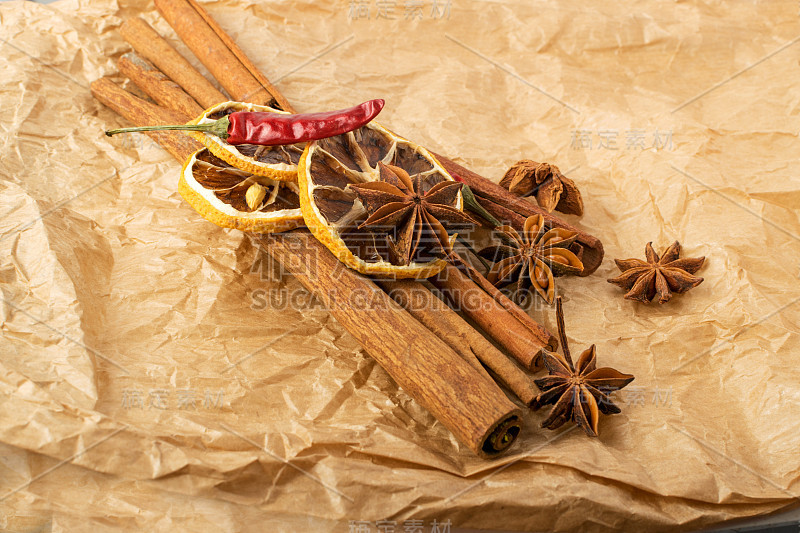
[379,280,488,377]
[263,231,523,456]
[90,78,202,161]
[118,52,203,118]
[430,260,556,371]
[433,154,604,276]
[379,279,538,406]
[119,17,227,109]
[180,0,296,113]
[451,252,557,353]
[153,0,287,109]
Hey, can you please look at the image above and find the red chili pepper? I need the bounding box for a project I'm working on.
[225,99,384,145]
[105,99,385,146]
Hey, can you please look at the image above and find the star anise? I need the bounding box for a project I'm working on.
[532,297,635,437]
[499,160,584,216]
[477,214,584,304]
[607,241,705,304]
[349,163,476,266]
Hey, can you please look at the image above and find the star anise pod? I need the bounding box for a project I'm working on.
[533,297,635,437]
[499,160,584,216]
[607,241,705,304]
[477,214,584,304]
[349,163,477,266]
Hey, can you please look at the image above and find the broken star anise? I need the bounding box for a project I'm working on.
[478,214,584,304]
[607,241,705,304]
[533,297,635,437]
[349,162,476,266]
[499,160,584,216]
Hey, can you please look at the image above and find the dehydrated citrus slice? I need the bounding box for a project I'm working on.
[179,148,304,233]
[186,102,303,181]
[298,122,463,278]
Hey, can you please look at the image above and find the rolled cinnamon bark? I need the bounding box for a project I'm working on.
[451,253,557,353]
[433,154,604,276]
[181,0,296,113]
[90,78,202,161]
[262,231,523,456]
[118,52,203,118]
[119,17,227,109]
[379,280,489,376]
[430,260,556,371]
[153,0,292,110]
[379,279,538,406]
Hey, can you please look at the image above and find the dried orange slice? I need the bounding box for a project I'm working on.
[298,122,463,278]
[186,102,303,181]
[179,148,304,233]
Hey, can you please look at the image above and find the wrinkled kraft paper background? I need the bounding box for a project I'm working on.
[1,0,799,531]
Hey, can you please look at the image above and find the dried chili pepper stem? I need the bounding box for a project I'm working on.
[452,176,501,228]
[106,116,231,138]
[105,98,385,146]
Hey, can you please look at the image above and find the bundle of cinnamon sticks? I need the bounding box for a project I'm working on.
[91,0,604,457]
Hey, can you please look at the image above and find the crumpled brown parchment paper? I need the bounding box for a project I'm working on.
[1,0,799,531]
